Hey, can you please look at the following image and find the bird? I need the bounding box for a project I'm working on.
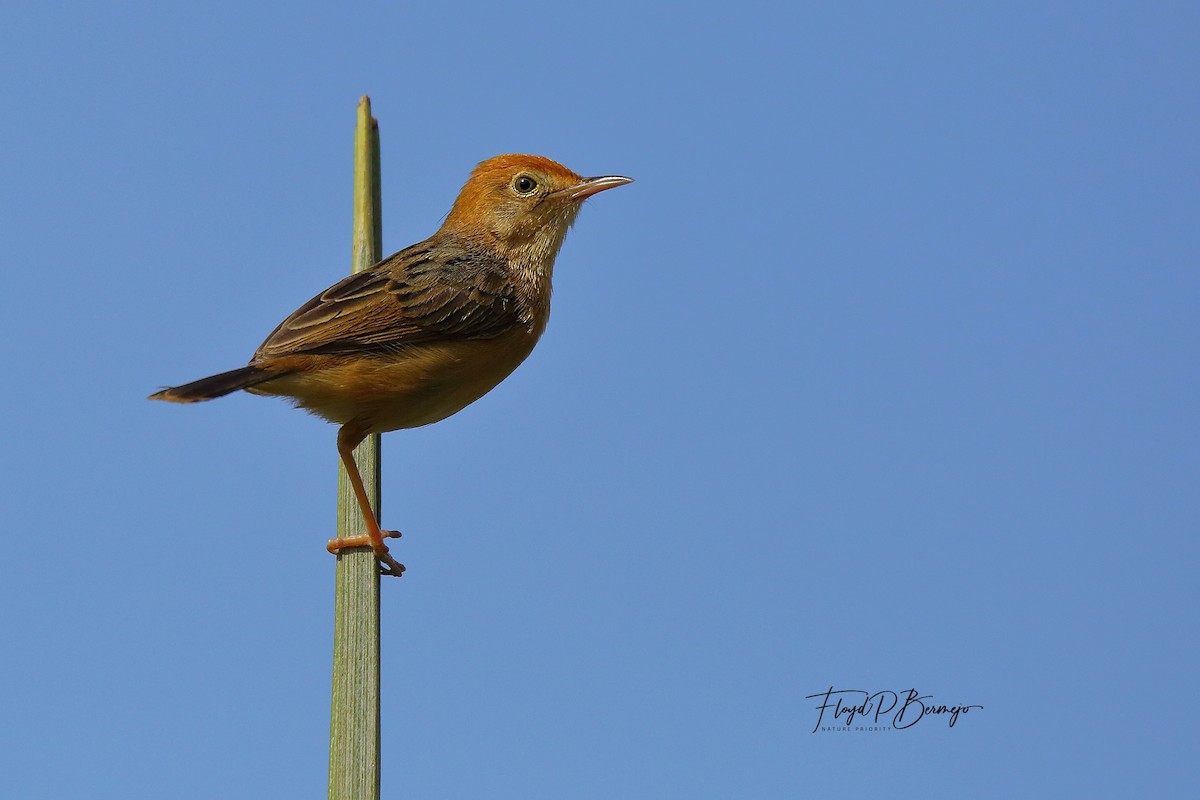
[149,154,632,576]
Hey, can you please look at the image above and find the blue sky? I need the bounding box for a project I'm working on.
[2,1,1196,797]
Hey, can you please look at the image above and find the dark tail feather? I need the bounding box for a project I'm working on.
[148,365,279,403]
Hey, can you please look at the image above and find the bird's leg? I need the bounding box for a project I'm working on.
[327,425,405,577]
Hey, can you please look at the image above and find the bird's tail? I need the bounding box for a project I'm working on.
[148,365,279,403]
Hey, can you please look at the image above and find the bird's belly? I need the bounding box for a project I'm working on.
[249,328,540,433]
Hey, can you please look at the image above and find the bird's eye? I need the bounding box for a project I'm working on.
[513,175,539,195]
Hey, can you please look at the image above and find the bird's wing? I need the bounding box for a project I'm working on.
[252,238,524,360]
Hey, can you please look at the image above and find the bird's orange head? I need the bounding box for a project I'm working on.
[440,154,632,267]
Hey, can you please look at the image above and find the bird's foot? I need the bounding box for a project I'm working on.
[327,530,405,577]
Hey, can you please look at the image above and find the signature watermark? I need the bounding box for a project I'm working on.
[805,687,983,733]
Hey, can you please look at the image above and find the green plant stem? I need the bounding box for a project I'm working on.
[328,95,383,800]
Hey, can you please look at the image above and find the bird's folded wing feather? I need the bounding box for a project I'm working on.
[252,238,523,360]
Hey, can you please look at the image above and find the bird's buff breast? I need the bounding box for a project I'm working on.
[247,326,541,433]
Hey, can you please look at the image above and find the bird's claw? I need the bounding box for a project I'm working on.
[379,555,406,577]
[379,531,404,575]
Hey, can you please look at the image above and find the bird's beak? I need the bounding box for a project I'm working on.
[557,175,634,201]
